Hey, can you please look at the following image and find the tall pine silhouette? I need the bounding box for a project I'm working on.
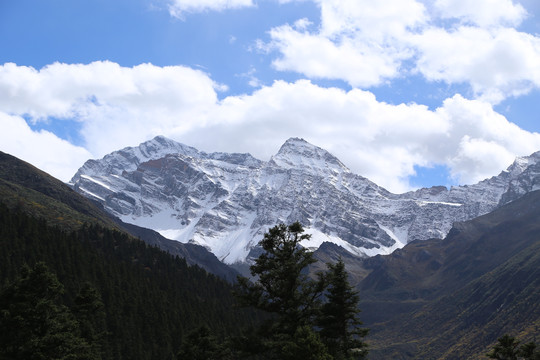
[318,259,368,359]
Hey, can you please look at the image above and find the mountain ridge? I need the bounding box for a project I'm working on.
[70,136,540,265]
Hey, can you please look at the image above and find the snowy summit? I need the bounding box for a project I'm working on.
[71,136,540,264]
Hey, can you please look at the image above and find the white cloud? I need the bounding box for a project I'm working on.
[268,23,404,87]
[434,0,527,27]
[2,62,540,192]
[264,0,426,87]
[0,61,220,156]
[257,0,540,103]
[158,0,540,103]
[235,67,263,88]
[317,0,428,40]
[159,0,540,103]
[184,81,540,191]
[434,94,540,183]
[412,26,540,103]
[168,0,254,17]
[0,112,92,182]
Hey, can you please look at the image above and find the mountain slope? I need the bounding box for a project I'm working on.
[0,200,257,359]
[361,190,540,359]
[0,151,237,280]
[71,136,540,264]
[0,151,262,358]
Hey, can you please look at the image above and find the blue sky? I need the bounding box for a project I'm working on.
[1,0,539,192]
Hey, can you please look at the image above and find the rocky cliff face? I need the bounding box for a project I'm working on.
[70,136,540,264]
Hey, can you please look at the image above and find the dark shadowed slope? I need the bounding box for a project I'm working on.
[361,190,540,359]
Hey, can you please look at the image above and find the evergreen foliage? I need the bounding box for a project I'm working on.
[486,334,540,360]
[518,342,540,360]
[0,202,259,359]
[487,334,521,360]
[318,259,369,359]
[235,222,367,359]
[177,325,232,360]
[0,262,96,360]
[72,283,107,358]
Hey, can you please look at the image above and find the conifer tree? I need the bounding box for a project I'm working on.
[73,282,107,359]
[487,335,540,360]
[0,262,94,359]
[281,325,333,360]
[517,342,540,360]
[235,222,328,359]
[487,334,521,360]
[317,259,368,360]
[177,325,225,360]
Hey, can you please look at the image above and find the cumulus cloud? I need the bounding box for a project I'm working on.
[433,0,527,27]
[158,0,540,103]
[168,0,254,17]
[264,0,426,87]
[316,0,428,39]
[197,81,540,190]
[0,112,92,182]
[157,0,540,104]
[256,0,540,103]
[268,22,404,87]
[0,61,220,155]
[412,26,540,103]
[434,94,540,183]
[2,62,540,192]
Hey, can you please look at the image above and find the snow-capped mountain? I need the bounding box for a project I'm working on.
[70,136,540,264]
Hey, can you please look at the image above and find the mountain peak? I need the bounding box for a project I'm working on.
[506,150,540,175]
[281,137,310,146]
[271,137,349,174]
[277,137,318,152]
[138,136,199,158]
[70,136,198,182]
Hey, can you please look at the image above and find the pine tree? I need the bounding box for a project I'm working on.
[487,335,540,360]
[318,259,368,360]
[177,325,230,360]
[487,334,520,360]
[235,222,329,359]
[0,262,94,360]
[281,325,333,360]
[72,283,107,359]
[517,342,540,360]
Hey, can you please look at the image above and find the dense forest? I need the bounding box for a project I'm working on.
[0,203,260,359]
[0,203,371,359]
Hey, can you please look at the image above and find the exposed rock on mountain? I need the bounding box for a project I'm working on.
[70,136,540,264]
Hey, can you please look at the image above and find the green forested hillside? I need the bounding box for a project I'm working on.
[0,151,260,359]
[0,203,258,359]
[0,151,118,231]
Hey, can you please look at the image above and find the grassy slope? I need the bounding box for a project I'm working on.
[0,151,118,231]
[362,190,540,359]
